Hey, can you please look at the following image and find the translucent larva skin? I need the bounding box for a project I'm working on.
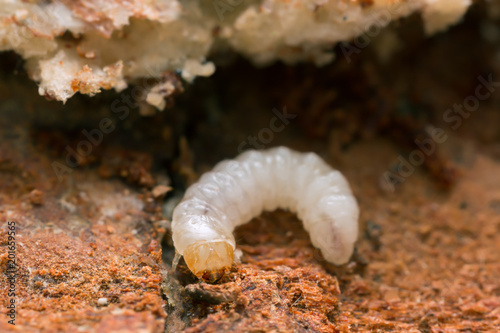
[172,146,359,281]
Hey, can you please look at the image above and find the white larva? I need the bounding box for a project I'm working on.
[171,146,359,281]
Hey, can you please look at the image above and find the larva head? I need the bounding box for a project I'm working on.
[183,241,233,283]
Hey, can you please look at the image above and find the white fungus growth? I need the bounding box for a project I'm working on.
[0,0,472,103]
[171,146,359,281]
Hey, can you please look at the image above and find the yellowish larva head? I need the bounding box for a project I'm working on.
[183,241,233,283]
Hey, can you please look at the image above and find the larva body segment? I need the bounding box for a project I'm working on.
[171,146,359,281]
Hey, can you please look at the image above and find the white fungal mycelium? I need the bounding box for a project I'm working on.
[171,146,359,281]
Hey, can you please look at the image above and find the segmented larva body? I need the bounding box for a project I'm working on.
[172,146,359,281]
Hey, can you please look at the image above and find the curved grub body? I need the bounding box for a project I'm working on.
[172,146,359,281]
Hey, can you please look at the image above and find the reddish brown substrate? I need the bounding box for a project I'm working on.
[1,2,500,332]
